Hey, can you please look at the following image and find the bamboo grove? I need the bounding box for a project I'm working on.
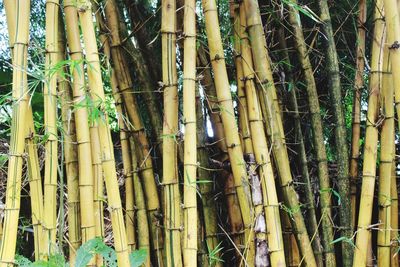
[3,0,400,266]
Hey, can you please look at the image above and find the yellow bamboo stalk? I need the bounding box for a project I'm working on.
[195,85,221,267]
[42,0,61,254]
[383,0,400,130]
[350,0,367,228]
[238,3,285,266]
[378,34,394,267]
[161,0,183,265]
[353,1,386,265]
[201,1,255,263]
[26,109,45,260]
[63,2,99,263]
[0,0,31,264]
[130,138,151,267]
[391,140,398,267]
[110,68,136,252]
[76,1,130,265]
[101,2,165,262]
[182,0,197,265]
[4,0,45,260]
[242,0,316,265]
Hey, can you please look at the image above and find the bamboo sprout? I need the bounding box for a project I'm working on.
[182,0,197,265]
[0,0,31,264]
[242,0,317,265]
[350,0,367,228]
[353,1,385,265]
[42,0,60,253]
[76,1,130,265]
[161,0,183,265]
[286,1,335,265]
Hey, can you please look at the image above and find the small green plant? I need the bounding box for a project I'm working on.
[15,238,147,267]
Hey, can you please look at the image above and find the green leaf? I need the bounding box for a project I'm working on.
[129,249,147,267]
[15,255,32,267]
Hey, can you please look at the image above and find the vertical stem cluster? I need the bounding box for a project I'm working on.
[286,1,335,265]
[353,1,385,265]
[76,0,130,265]
[202,0,254,262]
[242,0,316,265]
[0,0,31,264]
[377,34,394,267]
[239,2,285,266]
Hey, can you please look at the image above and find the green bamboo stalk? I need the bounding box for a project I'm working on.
[286,1,335,265]
[276,26,324,266]
[317,2,352,264]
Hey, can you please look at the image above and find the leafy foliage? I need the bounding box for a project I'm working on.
[15,238,147,267]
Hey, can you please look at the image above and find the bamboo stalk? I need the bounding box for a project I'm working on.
[353,1,385,265]
[0,0,31,264]
[182,0,197,265]
[4,0,45,260]
[201,1,255,264]
[25,108,45,261]
[195,86,221,267]
[42,0,61,253]
[383,0,400,131]
[101,2,165,262]
[391,140,398,267]
[377,33,394,267]
[350,0,367,228]
[238,2,287,266]
[58,20,82,263]
[161,0,183,265]
[130,138,151,267]
[242,0,317,265]
[276,25,324,266]
[63,1,99,262]
[317,2,352,263]
[76,1,130,265]
[113,82,136,252]
[286,1,335,265]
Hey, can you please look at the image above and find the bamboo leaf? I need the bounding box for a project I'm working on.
[129,249,147,267]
